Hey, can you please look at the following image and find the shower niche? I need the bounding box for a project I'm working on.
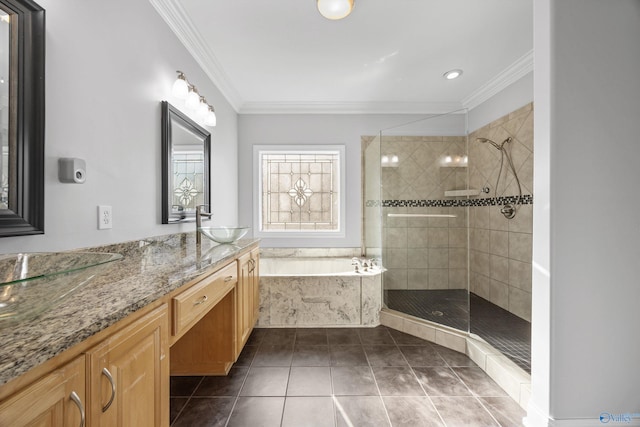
[363,105,534,373]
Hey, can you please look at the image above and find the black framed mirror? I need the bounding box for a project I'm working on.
[0,0,45,237]
[161,101,211,224]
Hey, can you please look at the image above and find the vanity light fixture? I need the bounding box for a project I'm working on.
[185,85,201,111]
[204,106,217,127]
[443,69,463,80]
[317,0,354,20]
[170,70,217,127]
[171,71,189,99]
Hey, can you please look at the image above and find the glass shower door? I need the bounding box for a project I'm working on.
[372,111,470,333]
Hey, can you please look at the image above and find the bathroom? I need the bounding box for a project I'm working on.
[1,0,640,426]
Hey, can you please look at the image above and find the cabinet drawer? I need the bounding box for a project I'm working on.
[172,262,237,336]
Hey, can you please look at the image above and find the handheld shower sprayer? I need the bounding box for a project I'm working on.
[475,136,522,219]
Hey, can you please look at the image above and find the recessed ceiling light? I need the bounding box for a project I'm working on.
[443,69,463,80]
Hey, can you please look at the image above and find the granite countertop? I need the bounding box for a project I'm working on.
[0,232,259,388]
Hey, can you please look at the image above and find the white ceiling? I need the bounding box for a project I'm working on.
[151,0,533,114]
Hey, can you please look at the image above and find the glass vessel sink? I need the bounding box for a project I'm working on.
[198,226,250,244]
[0,252,123,326]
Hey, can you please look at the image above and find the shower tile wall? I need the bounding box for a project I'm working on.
[381,136,468,291]
[468,103,534,321]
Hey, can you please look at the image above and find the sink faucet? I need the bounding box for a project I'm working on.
[196,205,213,244]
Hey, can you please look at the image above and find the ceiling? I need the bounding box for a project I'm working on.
[151,0,533,114]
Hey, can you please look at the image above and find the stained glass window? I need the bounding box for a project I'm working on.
[259,150,340,232]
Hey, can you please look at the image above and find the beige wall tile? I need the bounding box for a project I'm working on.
[428,228,449,247]
[470,250,491,276]
[383,269,408,290]
[490,230,509,257]
[509,204,533,233]
[449,228,467,248]
[428,269,449,289]
[509,259,532,292]
[490,206,510,231]
[470,228,490,252]
[509,287,532,322]
[386,248,408,268]
[407,227,429,248]
[449,268,468,290]
[407,248,429,268]
[408,269,430,289]
[428,248,449,268]
[490,255,509,283]
[385,227,408,248]
[509,232,533,263]
[490,279,509,310]
[449,248,468,269]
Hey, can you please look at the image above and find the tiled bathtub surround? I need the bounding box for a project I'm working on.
[258,250,382,327]
[468,103,533,321]
[259,274,382,327]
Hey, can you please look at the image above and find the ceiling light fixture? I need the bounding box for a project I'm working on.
[317,0,354,20]
[170,71,217,127]
[443,69,463,80]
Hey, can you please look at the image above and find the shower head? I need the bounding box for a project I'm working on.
[476,137,512,151]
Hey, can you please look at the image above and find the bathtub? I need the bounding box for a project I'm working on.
[260,257,380,276]
[258,257,383,327]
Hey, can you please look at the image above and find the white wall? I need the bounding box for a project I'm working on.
[238,113,466,248]
[0,0,238,253]
[467,71,533,133]
[529,1,640,425]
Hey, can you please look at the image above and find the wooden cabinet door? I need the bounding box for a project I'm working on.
[250,248,260,325]
[236,253,252,357]
[236,249,260,358]
[0,356,85,427]
[86,304,169,427]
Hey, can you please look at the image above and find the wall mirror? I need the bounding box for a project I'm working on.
[0,0,45,237]
[161,101,210,224]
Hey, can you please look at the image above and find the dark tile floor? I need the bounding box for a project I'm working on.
[170,327,525,426]
[385,290,532,373]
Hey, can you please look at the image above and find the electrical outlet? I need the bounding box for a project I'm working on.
[98,205,112,230]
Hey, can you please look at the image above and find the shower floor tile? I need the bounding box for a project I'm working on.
[384,290,531,373]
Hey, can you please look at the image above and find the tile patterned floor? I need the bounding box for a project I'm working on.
[170,327,525,426]
[385,290,531,373]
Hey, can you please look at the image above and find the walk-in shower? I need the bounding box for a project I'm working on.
[363,106,534,373]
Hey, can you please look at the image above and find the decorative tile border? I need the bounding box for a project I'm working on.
[365,195,533,208]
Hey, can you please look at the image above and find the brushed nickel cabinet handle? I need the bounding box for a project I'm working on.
[101,367,116,413]
[224,275,234,282]
[194,295,208,305]
[69,391,85,427]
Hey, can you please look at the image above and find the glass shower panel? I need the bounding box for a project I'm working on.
[377,111,470,332]
[362,134,382,258]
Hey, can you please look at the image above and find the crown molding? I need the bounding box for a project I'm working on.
[239,101,464,115]
[149,0,244,112]
[461,50,534,110]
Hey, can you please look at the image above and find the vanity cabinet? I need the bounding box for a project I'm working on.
[170,262,237,375]
[86,304,169,426]
[0,240,259,426]
[236,248,260,357]
[0,356,85,427]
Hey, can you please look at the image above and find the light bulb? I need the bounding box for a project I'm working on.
[443,69,463,80]
[317,0,354,20]
[204,106,217,127]
[381,155,389,164]
[185,87,200,110]
[391,155,399,163]
[172,71,188,99]
[197,96,209,117]
[444,156,452,163]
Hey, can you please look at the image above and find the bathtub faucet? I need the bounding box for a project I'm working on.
[351,257,369,272]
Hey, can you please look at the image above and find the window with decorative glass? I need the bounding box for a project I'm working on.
[257,148,342,234]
